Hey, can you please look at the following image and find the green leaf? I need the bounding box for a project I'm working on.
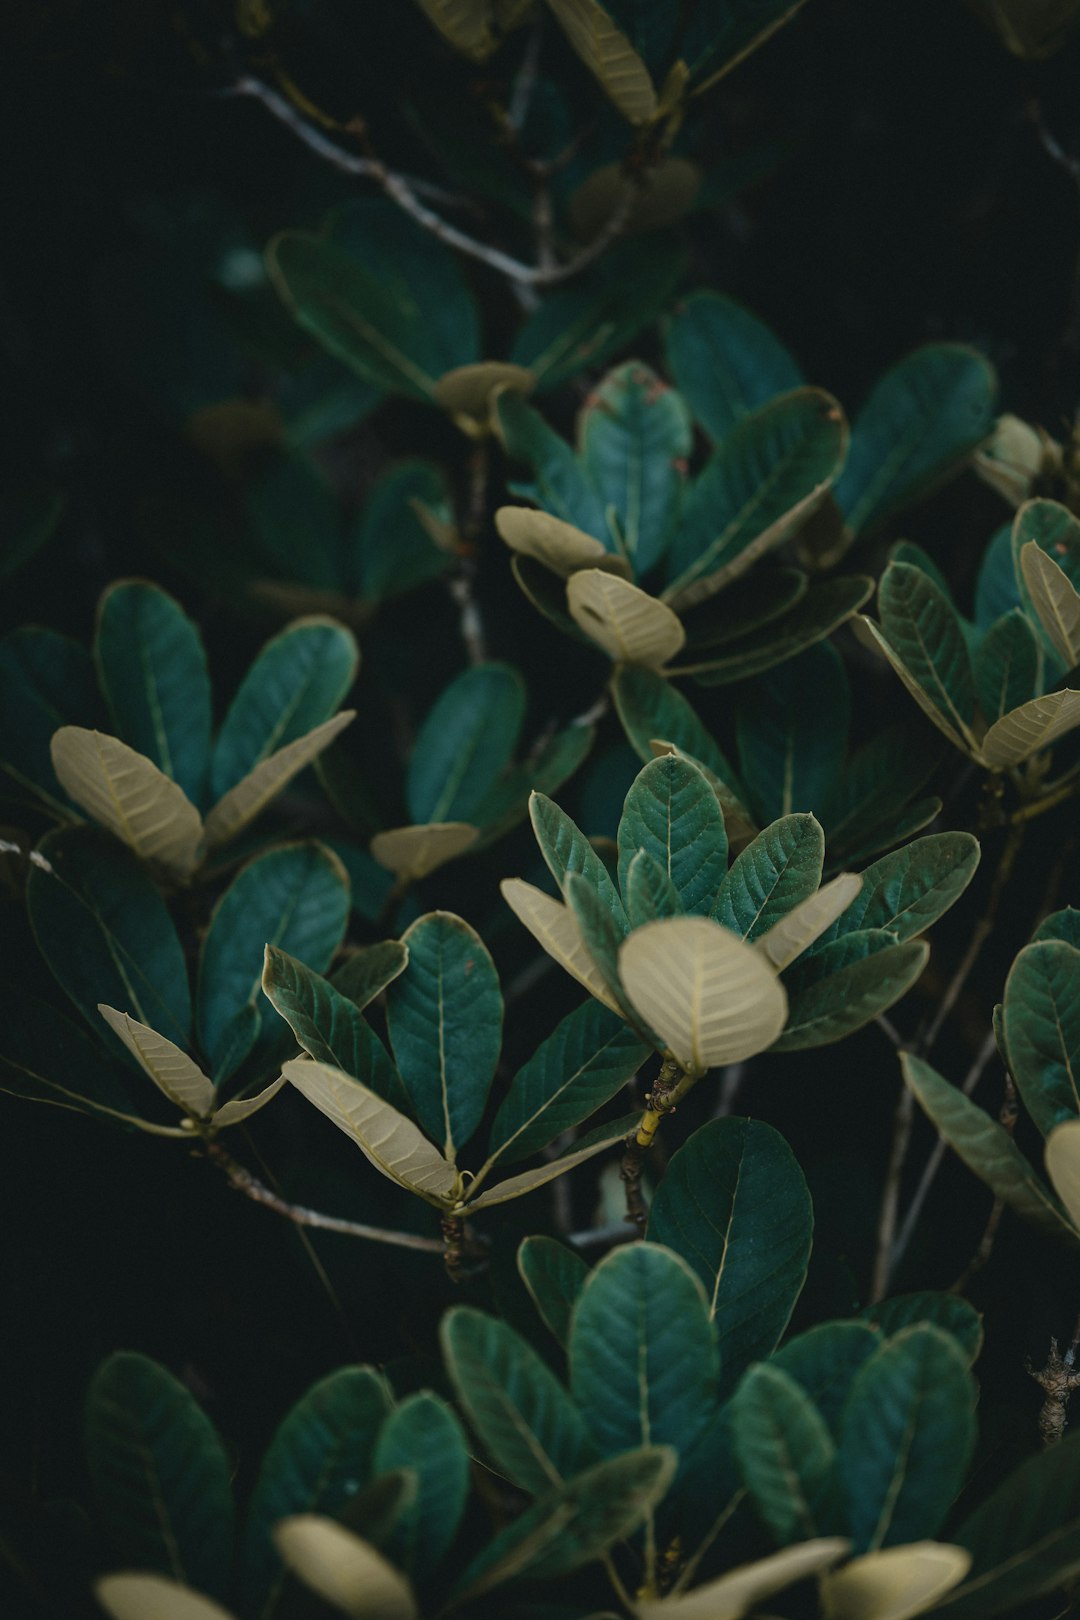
[876,562,978,747]
[935,1431,1080,1617]
[94,581,212,807]
[663,290,803,445]
[689,576,874,685]
[210,618,358,801]
[0,627,103,811]
[624,847,683,924]
[1003,940,1080,1136]
[262,946,409,1113]
[838,1324,977,1551]
[680,564,809,650]
[405,663,526,825]
[442,1307,597,1497]
[496,391,609,539]
[451,1446,677,1602]
[349,460,452,603]
[663,389,848,611]
[246,451,339,589]
[530,791,628,930]
[611,664,745,796]
[731,1364,840,1544]
[769,1322,881,1437]
[27,826,191,1047]
[240,1366,393,1618]
[372,1394,469,1582]
[736,642,849,823]
[821,725,943,859]
[386,911,502,1159]
[617,754,728,916]
[773,935,928,1051]
[84,1352,234,1597]
[465,1109,639,1211]
[570,1242,719,1470]
[973,610,1041,724]
[485,998,648,1166]
[578,361,692,572]
[713,812,823,940]
[901,1052,1078,1243]
[197,842,349,1082]
[0,991,147,1124]
[859,1294,983,1365]
[974,522,1020,628]
[1032,907,1080,949]
[467,722,594,846]
[648,1117,812,1391]
[819,832,980,947]
[329,940,409,1010]
[517,1236,589,1349]
[834,345,996,539]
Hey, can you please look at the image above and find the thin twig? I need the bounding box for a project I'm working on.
[869,1086,915,1304]
[448,442,490,666]
[507,19,543,135]
[951,1073,1019,1296]
[231,75,636,288]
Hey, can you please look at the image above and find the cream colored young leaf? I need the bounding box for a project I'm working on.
[412,0,497,60]
[95,1574,238,1620]
[50,727,203,878]
[98,1005,216,1117]
[283,1058,459,1207]
[567,570,686,667]
[435,363,535,429]
[619,917,788,1073]
[978,687,1080,768]
[1045,1119,1080,1232]
[1020,540,1080,667]
[466,1121,631,1210]
[369,821,479,881]
[754,873,863,971]
[274,1515,418,1620]
[500,878,624,1015]
[203,710,356,849]
[819,1542,972,1620]
[495,506,629,578]
[975,414,1059,508]
[544,0,657,124]
[853,619,973,754]
[649,740,758,848]
[211,1074,288,1129]
[635,1539,850,1619]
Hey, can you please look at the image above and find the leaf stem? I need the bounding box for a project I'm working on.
[621,1059,697,1228]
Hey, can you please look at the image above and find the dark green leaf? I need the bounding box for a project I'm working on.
[441,1307,596,1497]
[774,935,928,1051]
[84,1352,233,1597]
[1032,907,1080,949]
[245,451,340,589]
[859,1293,983,1365]
[713,812,823,940]
[0,628,102,811]
[323,838,397,924]
[240,1366,393,1618]
[511,553,597,643]
[663,290,802,444]
[680,565,808,649]
[210,618,358,801]
[94,582,212,808]
[468,721,595,846]
[497,392,609,540]
[578,361,692,572]
[27,827,190,1047]
[821,724,944,858]
[835,345,996,538]
[736,642,849,824]
[769,1322,881,1437]
[731,1364,840,1544]
[973,610,1040,723]
[819,832,980,947]
[624,847,682,924]
[648,1117,812,1391]
[486,999,648,1166]
[406,663,526,825]
[349,459,452,603]
[1003,940,1080,1136]
[197,842,349,1082]
[372,1393,469,1582]
[611,664,744,794]
[617,754,728,915]
[386,911,502,1158]
[876,562,978,744]
[838,1324,977,1551]
[974,523,1020,629]
[329,940,409,1008]
[689,576,874,685]
[262,946,409,1112]
[530,792,628,930]
[0,992,141,1122]
[517,1236,590,1349]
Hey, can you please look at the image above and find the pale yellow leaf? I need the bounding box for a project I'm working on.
[283,1059,459,1207]
[95,1573,238,1620]
[50,728,203,878]
[274,1516,418,1620]
[978,687,1080,767]
[369,821,479,881]
[495,506,630,578]
[544,0,657,123]
[974,414,1058,508]
[211,1074,288,1129]
[435,363,535,429]
[203,712,356,849]
[619,917,788,1073]
[754,873,863,971]
[500,878,624,1015]
[1045,1119,1080,1232]
[648,741,758,849]
[98,1005,216,1117]
[1020,540,1080,667]
[466,1122,630,1210]
[567,570,686,667]
[820,1542,972,1620]
[635,1539,850,1620]
[853,618,972,754]
[413,0,497,60]
[568,158,701,240]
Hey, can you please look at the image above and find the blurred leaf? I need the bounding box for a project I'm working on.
[578,361,692,572]
[544,0,658,123]
[246,451,340,588]
[372,1394,469,1581]
[732,1364,840,1543]
[859,1294,983,1365]
[965,0,1080,59]
[518,1235,589,1347]
[369,821,479,881]
[95,1575,236,1620]
[664,291,802,444]
[634,1540,849,1620]
[612,663,745,795]
[736,642,849,823]
[497,394,610,539]
[406,664,526,824]
[689,576,873,684]
[0,484,65,580]
[0,627,103,812]
[274,1517,417,1618]
[770,1322,881,1437]
[820,1542,971,1620]
[350,460,453,602]
[774,935,928,1051]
